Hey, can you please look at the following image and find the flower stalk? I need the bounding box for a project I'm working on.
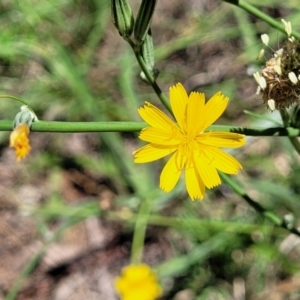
[220,173,300,238]
[130,197,152,265]
[222,0,300,39]
[0,120,299,136]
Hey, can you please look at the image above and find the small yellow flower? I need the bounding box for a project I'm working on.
[10,123,31,161]
[133,83,246,200]
[115,264,162,300]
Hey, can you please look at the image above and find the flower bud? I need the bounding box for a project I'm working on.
[13,105,37,128]
[139,30,159,83]
[134,0,157,45]
[111,0,134,38]
[10,106,37,161]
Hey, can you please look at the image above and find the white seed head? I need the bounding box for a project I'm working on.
[267,99,276,111]
[261,34,269,46]
[288,72,298,84]
[281,19,292,37]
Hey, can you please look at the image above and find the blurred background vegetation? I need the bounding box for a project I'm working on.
[1,0,300,299]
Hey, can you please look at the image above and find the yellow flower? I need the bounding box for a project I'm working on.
[10,123,31,161]
[115,264,162,300]
[133,83,246,200]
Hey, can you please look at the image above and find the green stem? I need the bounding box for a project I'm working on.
[0,95,29,106]
[287,135,300,154]
[0,95,36,115]
[0,120,148,132]
[31,121,147,132]
[220,173,300,237]
[2,120,300,136]
[279,109,300,155]
[130,197,152,265]
[222,0,300,39]
[135,52,171,113]
[126,39,172,114]
[27,122,300,136]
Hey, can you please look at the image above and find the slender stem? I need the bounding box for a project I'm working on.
[279,109,300,155]
[287,135,300,154]
[126,38,172,114]
[130,197,152,265]
[0,95,36,115]
[135,52,171,113]
[0,120,147,132]
[31,121,147,132]
[222,0,300,39]
[0,95,29,106]
[2,120,300,136]
[220,173,300,237]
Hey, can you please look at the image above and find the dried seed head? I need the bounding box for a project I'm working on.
[254,20,300,110]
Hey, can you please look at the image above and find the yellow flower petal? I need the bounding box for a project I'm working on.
[138,102,174,129]
[160,152,182,192]
[134,144,176,163]
[201,92,229,130]
[185,165,205,200]
[139,127,181,146]
[9,123,31,161]
[187,91,206,135]
[169,83,188,130]
[198,132,246,148]
[205,147,243,174]
[194,151,221,189]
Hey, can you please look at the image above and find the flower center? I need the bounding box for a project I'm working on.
[175,134,199,170]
